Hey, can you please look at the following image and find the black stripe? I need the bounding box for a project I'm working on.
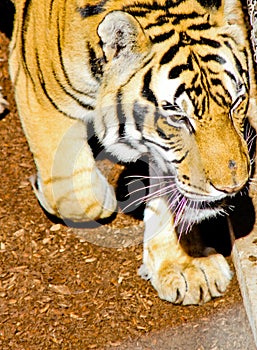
[194,85,203,96]
[173,146,184,152]
[208,77,232,107]
[169,64,189,79]
[35,50,69,117]
[174,83,186,100]
[124,0,184,12]
[201,96,207,116]
[188,23,212,31]
[56,15,95,106]
[169,54,193,79]
[143,137,172,152]
[224,40,247,79]
[151,29,175,44]
[78,0,108,18]
[221,35,238,47]
[169,61,194,79]
[223,40,233,50]
[117,89,126,138]
[116,91,142,151]
[160,45,180,65]
[21,0,33,78]
[172,151,189,164]
[200,54,226,64]
[172,12,202,25]
[232,51,244,77]
[52,68,94,110]
[157,128,177,141]
[133,101,148,132]
[199,37,221,48]
[160,36,222,66]
[142,69,158,106]
[243,48,250,88]
[214,92,231,107]
[206,77,231,107]
[56,12,77,92]
[18,0,41,96]
[49,0,55,16]
[209,80,231,107]
[191,73,199,86]
[224,70,237,84]
[197,0,221,9]
[211,78,223,86]
[189,72,203,100]
[87,42,103,80]
[199,69,228,107]
[126,9,152,17]
[145,18,169,30]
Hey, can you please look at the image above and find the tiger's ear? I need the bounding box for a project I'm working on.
[97,11,151,62]
[200,0,246,46]
[203,0,242,27]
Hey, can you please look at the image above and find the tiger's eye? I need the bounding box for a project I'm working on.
[161,101,181,112]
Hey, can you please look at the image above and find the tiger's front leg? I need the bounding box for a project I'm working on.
[139,197,233,305]
[30,117,117,222]
[14,88,117,223]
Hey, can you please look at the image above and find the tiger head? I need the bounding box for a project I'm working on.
[95,1,256,222]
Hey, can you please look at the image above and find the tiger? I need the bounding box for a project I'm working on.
[9,0,257,305]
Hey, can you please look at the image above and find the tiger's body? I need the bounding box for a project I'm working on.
[9,0,257,304]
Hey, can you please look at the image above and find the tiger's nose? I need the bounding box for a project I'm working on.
[228,159,237,170]
[214,182,246,194]
[212,159,248,194]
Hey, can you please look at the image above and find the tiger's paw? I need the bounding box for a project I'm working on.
[139,254,233,305]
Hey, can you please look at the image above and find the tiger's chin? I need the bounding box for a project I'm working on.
[170,188,232,231]
[181,199,229,226]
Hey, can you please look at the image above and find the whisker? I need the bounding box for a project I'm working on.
[121,197,145,212]
[121,182,177,212]
[174,196,188,227]
[249,178,257,189]
[167,189,181,207]
[245,124,257,156]
[153,186,178,202]
[167,191,180,209]
[178,219,186,241]
[246,129,256,142]
[186,200,197,230]
[249,176,257,183]
[125,175,176,180]
[124,177,150,187]
[143,183,177,199]
[125,179,170,197]
[248,138,257,153]
[245,122,255,139]
[178,210,192,241]
[250,156,256,166]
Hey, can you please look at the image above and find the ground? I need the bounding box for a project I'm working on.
[0,24,256,350]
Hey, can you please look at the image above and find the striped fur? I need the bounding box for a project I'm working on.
[9,0,257,304]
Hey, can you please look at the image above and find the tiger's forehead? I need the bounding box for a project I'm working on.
[126,0,216,39]
[153,74,231,122]
[152,43,243,113]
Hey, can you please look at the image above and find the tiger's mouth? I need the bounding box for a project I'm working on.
[126,172,235,229]
[163,182,233,231]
